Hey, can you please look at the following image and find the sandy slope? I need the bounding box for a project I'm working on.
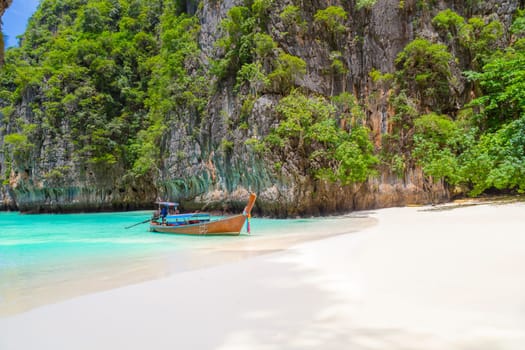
[1,202,524,350]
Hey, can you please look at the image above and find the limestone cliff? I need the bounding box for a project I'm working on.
[166,0,518,216]
[0,0,522,215]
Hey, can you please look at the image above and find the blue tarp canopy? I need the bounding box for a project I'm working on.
[155,201,179,207]
[166,213,210,219]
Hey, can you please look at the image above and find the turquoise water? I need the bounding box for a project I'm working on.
[0,210,373,315]
[1,211,201,268]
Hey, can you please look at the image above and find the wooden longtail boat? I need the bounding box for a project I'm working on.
[149,193,257,235]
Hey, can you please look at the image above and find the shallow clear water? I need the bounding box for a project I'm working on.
[0,210,374,315]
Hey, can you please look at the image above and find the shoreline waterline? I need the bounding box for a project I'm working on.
[0,212,377,316]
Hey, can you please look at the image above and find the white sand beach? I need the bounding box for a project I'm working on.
[1,201,524,350]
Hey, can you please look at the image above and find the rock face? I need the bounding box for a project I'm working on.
[0,0,521,215]
[173,0,516,216]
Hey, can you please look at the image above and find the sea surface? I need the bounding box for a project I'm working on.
[0,210,375,316]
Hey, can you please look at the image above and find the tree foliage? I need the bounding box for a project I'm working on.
[314,6,347,47]
[432,9,503,69]
[356,0,377,11]
[395,38,453,112]
[465,47,525,130]
[266,90,377,185]
[459,117,525,195]
[267,52,306,94]
[0,0,207,184]
[412,113,464,184]
[389,10,525,196]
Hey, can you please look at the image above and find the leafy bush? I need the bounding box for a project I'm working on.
[395,38,452,111]
[412,113,464,184]
[267,52,306,93]
[465,48,525,129]
[459,117,525,195]
[432,9,464,34]
[459,17,503,68]
[266,91,377,185]
[279,5,306,32]
[314,6,347,47]
[356,0,377,11]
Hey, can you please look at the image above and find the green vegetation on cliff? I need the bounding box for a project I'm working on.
[1,0,206,189]
[263,90,377,184]
[402,9,525,195]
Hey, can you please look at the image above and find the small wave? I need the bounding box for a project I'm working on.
[0,239,53,246]
[66,238,160,244]
[0,238,161,246]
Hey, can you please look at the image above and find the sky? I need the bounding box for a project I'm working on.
[3,0,40,48]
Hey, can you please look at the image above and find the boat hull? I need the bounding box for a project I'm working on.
[149,214,247,235]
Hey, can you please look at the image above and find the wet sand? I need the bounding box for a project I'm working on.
[1,202,524,349]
